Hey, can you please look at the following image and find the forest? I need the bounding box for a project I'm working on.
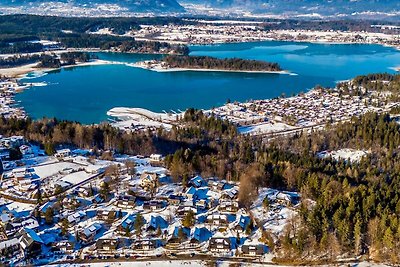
[0,15,189,55]
[163,55,282,72]
[0,52,94,68]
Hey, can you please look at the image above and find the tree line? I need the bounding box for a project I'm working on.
[163,55,282,72]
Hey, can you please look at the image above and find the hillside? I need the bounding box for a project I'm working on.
[0,0,185,13]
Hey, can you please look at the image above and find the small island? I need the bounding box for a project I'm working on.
[134,55,287,74]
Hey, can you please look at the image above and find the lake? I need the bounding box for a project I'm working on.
[17,41,400,124]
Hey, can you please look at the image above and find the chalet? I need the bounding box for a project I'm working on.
[234,215,251,232]
[19,228,43,258]
[185,187,208,201]
[241,244,268,256]
[97,210,117,222]
[117,214,136,235]
[222,188,238,200]
[19,145,33,157]
[147,215,168,231]
[116,195,136,209]
[67,211,86,225]
[143,200,167,211]
[219,201,239,213]
[209,237,232,253]
[190,227,212,244]
[140,172,158,189]
[207,214,228,226]
[169,227,190,244]
[78,223,102,244]
[167,194,183,205]
[189,176,207,188]
[149,154,163,164]
[133,239,163,251]
[96,239,119,254]
[176,206,197,216]
[209,181,227,191]
[55,149,71,159]
[4,217,39,237]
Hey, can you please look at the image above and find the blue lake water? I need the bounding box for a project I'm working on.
[17,41,400,124]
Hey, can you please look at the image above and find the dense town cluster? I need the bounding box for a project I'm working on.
[209,82,400,135]
[0,135,299,265]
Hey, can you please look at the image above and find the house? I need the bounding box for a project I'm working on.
[19,145,33,157]
[55,149,71,159]
[78,223,102,244]
[189,176,207,188]
[143,200,167,211]
[209,237,233,253]
[97,210,117,222]
[169,227,190,244]
[209,181,227,191]
[117,214,136,235]
[133,239,163,251]
[149,154,162,163]
[185,187,208,201]
[190,227,212,244]
[219,201,239,213]
[177,206,197,216]
[147,215,168,231]
[241,244,268,256]
[207,214,228,226]
[67,211,86,225]
[140,172,158,190]
[222,188,238,200]
[116,195,136,209]
[96,239,119,254]
[234,215,251,232]
[167,194,183,205]
[19,228,43,258]
[4,217,39,237]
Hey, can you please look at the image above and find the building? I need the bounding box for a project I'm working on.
[116,195,136,209]
[96,239,119,254]
[140,172,158,190]
[19,228,43,258]
[78,223,102,244]
[241,244,268,256]
[209,237,232,253]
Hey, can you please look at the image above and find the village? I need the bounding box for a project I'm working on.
[128,20,400,49]
[0,134,300,265]
[209,82,400,135]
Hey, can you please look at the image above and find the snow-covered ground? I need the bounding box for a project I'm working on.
[239,122,295,135]
[318,149,369,163]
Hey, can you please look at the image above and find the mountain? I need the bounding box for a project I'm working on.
[0,0,185,13]
[182,0,400,18]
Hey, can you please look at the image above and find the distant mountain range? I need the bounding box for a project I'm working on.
[1,0,400,18]
[183,0,400,18]
[0,0,185,13]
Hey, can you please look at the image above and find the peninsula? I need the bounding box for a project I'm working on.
[135,55,285,73]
